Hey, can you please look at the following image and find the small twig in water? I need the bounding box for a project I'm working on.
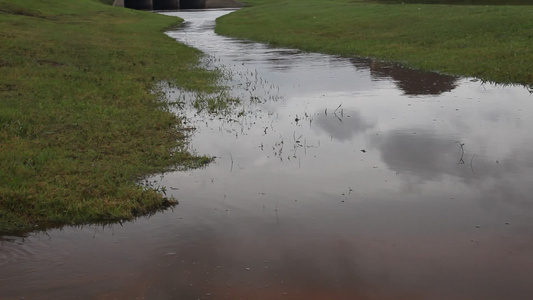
[457,142,465,164]
[470,154,476,175]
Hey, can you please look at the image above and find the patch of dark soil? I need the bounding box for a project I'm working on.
[0,59,13,68]
[0,4,46,18]
[0,83,18,92]
[36,59,66,67]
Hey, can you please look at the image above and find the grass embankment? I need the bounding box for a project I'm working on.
[376,0,531,4]
[0,0,219,234]
[216,0,533,85]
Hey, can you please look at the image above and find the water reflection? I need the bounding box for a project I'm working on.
[2,9,533,300]
[369,127,533,211]
[349,58,459,96]
[370,130,465,179]
[312,109,374,141]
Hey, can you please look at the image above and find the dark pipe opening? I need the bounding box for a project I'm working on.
[179,0,206,9]
[124,0,153,10]
[153,0,180,10]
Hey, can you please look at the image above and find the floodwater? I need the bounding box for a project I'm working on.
[2,9,533,300]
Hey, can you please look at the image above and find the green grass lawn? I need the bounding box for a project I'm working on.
[375,0,531,4]
[216,0,533,85]
[0,0,220,234]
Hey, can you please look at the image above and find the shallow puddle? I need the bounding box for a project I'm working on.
[1,9,533,300]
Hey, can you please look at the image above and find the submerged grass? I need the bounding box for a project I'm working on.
[0,0,221,234]
[216,0,533,85]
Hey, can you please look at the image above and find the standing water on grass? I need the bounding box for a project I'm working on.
[2,9,533,300]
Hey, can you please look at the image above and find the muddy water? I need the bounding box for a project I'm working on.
[2,9,533,300]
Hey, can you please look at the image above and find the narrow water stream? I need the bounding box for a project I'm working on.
[1,9,533,300]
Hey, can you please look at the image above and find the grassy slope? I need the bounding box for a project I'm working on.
[216,0,533,85]
[376,0,532,4]
[0,0,217,234]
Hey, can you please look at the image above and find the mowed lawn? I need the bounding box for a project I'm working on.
[0,0,220,233]
[216,0,533,85]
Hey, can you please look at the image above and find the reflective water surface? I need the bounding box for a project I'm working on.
[2,9,533,300]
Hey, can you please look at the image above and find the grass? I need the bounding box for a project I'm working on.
[216,0,533,85]
[374,0,532,4]
[0,0,223,234]
[97,0,116,5]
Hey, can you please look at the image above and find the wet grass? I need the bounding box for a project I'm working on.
[0,0,222,234]
[216,0,533,85]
